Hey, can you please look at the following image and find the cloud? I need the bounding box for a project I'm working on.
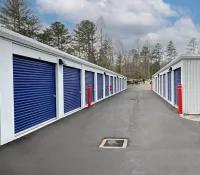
[36,0,200,52]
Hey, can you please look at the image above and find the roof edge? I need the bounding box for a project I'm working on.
[0,27,126,78]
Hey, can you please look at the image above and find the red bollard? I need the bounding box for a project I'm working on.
[178,84,183,114]
[88,84,91,108]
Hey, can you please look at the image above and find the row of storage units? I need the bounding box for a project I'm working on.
[152,55,200,116]
[0,27,127,145]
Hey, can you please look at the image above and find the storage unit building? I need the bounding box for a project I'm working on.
[0,27,127,145]
[152,55,200,116]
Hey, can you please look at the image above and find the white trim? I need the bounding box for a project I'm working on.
[64,108,82,117]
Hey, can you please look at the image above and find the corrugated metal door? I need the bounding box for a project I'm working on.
[158,76,160,94]
[174,68,181,105]
[168,72,172,101]
[118,78,120,92]
[63,66,81,113]
[105,75,109,96]
[85,71,94,104]
[160,75,162,95]
[156,77,157,92]
[110,76,113,94]
[163,74,166,98]
[97,73,103,100]
[114,77,117,93]
[13,56,56,133]
[119,79,121,91]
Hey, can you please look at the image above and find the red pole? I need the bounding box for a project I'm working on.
[178,84,183,114]
[88,84,91,108]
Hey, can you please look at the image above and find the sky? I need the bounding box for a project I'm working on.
[29,0,200,53]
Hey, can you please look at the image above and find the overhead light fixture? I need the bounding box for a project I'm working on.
[59,58,65,65]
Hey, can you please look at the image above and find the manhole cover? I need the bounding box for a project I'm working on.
[99,138,128,148]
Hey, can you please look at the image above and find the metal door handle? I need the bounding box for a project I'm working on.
[53,95,56,98]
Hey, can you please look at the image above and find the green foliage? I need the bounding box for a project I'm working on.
[37,28,53,46]
[50,21,71,51]
[73,20,97,63]
[166,40,177,63]
[0,0,40,38]
[186,37,198,54]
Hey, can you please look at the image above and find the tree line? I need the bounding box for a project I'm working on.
[0,0,197,79]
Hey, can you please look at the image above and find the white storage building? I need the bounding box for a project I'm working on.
[152,55,200,116]
[0,27,127,145]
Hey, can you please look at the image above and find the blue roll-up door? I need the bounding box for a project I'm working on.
[63,67,81,113]
[13,56,56,133]
[85,71,94,104]
[158,76,160,93]
[105,75,109,96]
[97,73,103,100]
[156,77,157,92]
[119,79,121,91]
[114,77,117,93]
[174,68,181,105]
[168,72,172,101]
[163,74,166,98]
[117,78,119,92]
[110,76,113,94]
[160,75,162,95]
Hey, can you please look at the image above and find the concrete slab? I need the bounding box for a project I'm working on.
[1,85,200,175]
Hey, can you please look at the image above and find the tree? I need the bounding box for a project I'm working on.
[166,40,177,63]
[115,40,124,74]
[50,21,71,52]
[73,20,97,63]
[186,37,198,54]
[151,43,164,70]
[37,28,53,46]
[96,16,106,51]
[0,0,40,38]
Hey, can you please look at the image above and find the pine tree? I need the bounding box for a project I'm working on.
[186,37,198,54]
[73,20,97,63]
[37,28,53,46]
[0,0,40,38]
[166,40,177,63]
[151,43,163,70]
[50,21,71,52]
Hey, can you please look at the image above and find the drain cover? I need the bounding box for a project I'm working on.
[99,138,128,148]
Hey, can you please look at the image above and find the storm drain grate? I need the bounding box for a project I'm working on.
[99,138,128,148]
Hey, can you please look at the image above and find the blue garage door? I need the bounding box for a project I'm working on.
[117,78,119,92]
[85,71,94,104]
[168,72,172,101]
[158,76,160,93]
[174,68,181,105]
[119,79,121,91]
[163,74,166,98]
[160,75,162,95]
[114,77,117,93]
[63,67,81,113]
[110,76,113,94]
[105,75,109,96]
[13,56,56,133]
[97,73,103,100]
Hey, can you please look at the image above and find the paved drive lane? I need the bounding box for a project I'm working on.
[1,85,200,175]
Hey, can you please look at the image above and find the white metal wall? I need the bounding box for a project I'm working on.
[0,29,127,145]
[182,59,200,114]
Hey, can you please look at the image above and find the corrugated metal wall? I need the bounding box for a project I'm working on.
[183,60,200,114]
